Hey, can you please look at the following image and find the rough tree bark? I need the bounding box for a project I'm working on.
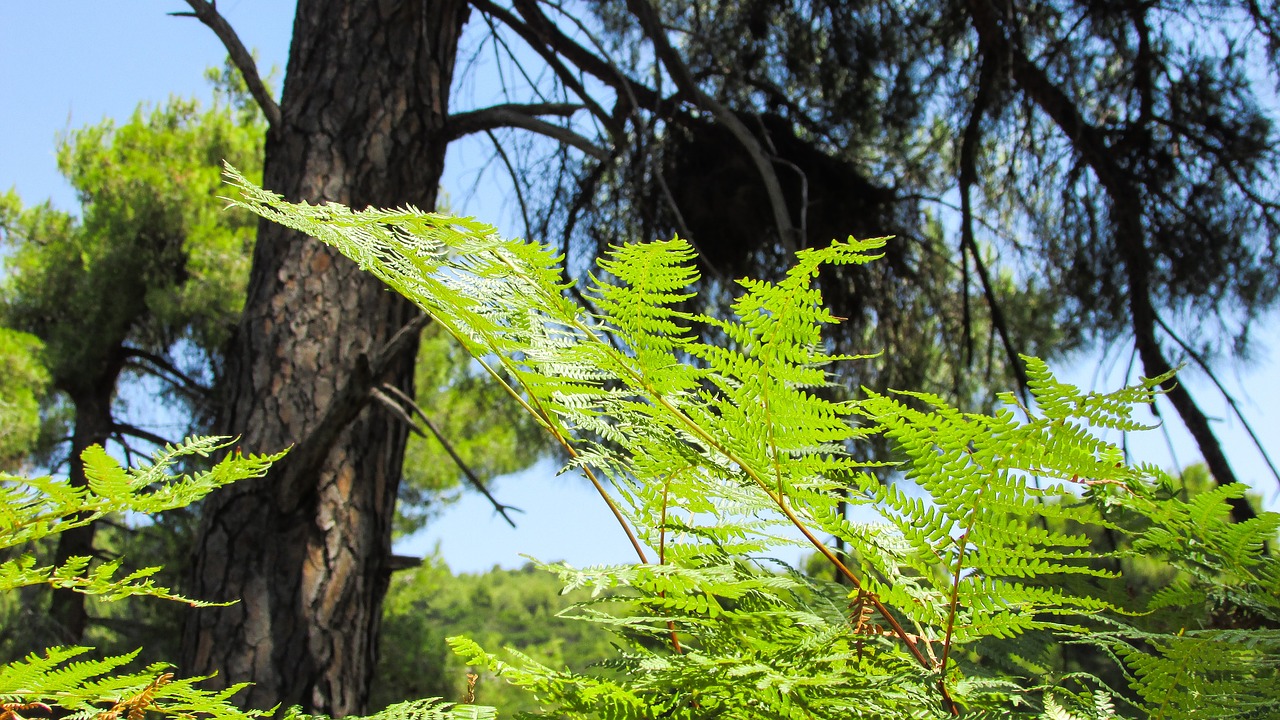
[181,1,470,714]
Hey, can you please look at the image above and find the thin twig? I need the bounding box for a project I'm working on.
[625,0,798,252]
[484,129,533,240]
[375,383,521,528]
[1152,313,1280,488]
[473,0,624,137]
[113,422,175,449]
[122,347,213,398]
[958,51,1029,401]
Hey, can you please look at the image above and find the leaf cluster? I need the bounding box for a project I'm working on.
[1,437,281,603]
[0,73,265,405]
[0,328,49,470]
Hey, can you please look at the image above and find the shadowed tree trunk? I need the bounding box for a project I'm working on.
[181,1,470,714]
[49,378,119,642]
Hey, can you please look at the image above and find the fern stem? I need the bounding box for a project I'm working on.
[656,472,685,654]
[467,345,652,566]
[767,486,933,666]
[658,474,671,567]
[562,311,942,676]
[480,247,932,671]
[636,382,958,710]
[938,531,969,716]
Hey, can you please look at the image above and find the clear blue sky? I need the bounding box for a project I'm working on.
[4,3,1278,575]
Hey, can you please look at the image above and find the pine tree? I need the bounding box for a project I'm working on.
[0,68,265,642]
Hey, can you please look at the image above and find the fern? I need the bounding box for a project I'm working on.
[227,166,1280,719]
[1,438,281,603]
[284,697,497,720]
[0,646,255,720]
[0,438,283,720]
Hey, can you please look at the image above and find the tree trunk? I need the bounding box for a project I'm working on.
[182,1,470,714]
[49,383,117,643]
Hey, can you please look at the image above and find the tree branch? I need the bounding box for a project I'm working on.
[503,0,663,115]
[1153,313,1280,490]
[122,346,213,399]
[471,0,625,138]
[373,382,521,528]
[445,103,607,158]
[485,129,533,239]
[624,0,798,252]
[113,422,176,449]
[957,51,1029,400]
[171,0,282,129]
[965,0,1256,523]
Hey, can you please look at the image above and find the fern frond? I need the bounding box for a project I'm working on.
[229,169,1280,719]
[0,648,262,720]
[0,438,283,602]
[0,437,283,720]
[1,439,280,551]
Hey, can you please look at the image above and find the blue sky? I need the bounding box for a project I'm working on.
[4,3,1278,574]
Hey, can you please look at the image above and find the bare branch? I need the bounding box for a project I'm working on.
[374,382,521,528]
[472,0,626,136]
[485,129,533,239]
[386,555,422,572]
[122,346,213,399]
[957,51,1030,400]
[506,0,672,123]
[459,102,583,120]
[624,0,799,252]
[172,0,282,128]
[113,422,176,449]
[446,104,607,159]
[1153,313,1280,490]
[112,431,138,469]
[965,0,1256,523]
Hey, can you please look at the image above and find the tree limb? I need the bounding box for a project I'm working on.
[957,51,1029,399]
[965,0,1256,523]
[113,422,176,449]
[624,0,798,252]
[122,346,213,398]
[472,0,627,138]
[171,0,282,129]
[445,103,607,158]
[485,129,533,239]
[504,0,663,115]
[373,382,521,528]
[1153,313,1280,490]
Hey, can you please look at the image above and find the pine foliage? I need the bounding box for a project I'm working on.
[227,167,1280,718]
